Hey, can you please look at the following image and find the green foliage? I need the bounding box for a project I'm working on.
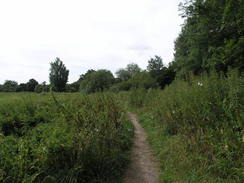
[174,0,244,77]
[0,93,133,183]
[147,55,164,71]
[16,83,27,92]
[116,63,142,81]
[127,71,243,182]
[34,82,50,93]
[49,57,69,92]
[115,69,131,81]
[111,72,158,92]
[1,80,18,92]
[26,79,39,92]
[147,56,176,89]
[80,70,115,94]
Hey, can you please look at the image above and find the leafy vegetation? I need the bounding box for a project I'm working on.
[49,58,69,92]
[0,92,133,183]
[173,0,244,77]
[125,71,243,182]
[80,70,115,94]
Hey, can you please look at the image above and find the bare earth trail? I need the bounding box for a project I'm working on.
[124,112,160,183]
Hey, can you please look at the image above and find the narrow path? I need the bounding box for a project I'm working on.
[124,112,160,183]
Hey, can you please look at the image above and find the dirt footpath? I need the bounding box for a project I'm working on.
[124,112,160,183]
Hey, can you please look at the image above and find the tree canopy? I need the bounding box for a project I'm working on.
[116,63,142,81]
[49,57,69,92]
[80,69,115,94]
[173,0,244,78]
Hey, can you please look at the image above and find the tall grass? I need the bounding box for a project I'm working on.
[127,71,243,182]
[0,93,133,183]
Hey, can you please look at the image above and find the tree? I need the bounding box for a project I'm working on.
[111,72,158,92]
[2,80,18,92]
[116,63,142,81]
[80,69,115,93]
[174,0,244,77]
[26,79,39,92]
[147,56,175,89]
[115,69,131,81]
[147,55,164,71]
[126,63,142,77]
[16,83,27,92]
[49,57,69,92]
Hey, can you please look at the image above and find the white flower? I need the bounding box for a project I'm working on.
[197,82,203,86]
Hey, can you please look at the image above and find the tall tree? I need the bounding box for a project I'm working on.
[49,57,69,92]
[174,0,244,77]
[147,56,175,89]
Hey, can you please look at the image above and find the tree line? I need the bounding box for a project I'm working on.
[0,56,175,93]
[173,0,243,78]
[1,0,243,93]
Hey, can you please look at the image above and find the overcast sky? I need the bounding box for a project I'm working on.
[0,0,184,84]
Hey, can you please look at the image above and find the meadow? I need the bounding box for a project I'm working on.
[0,92,133,183]
[0,71,243,183]
[125,71,243,183]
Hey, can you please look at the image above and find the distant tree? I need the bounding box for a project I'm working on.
[111,72,158,92]
[147,55,164,72]
[79,69,96,82]
[16,83,27,92]
[26,79,39,92]
[129,72,158,89]
[2,80,18,92]
[80,69,115,93]
[116,63,142,81]
[147,56,175,89]
[34,85,43,93]
[34,81,50,93]
[126,63,142,77]
[115,69,131,81]
[49,57,69,92]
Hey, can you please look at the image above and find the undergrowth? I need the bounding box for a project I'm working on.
[126,71,243,183]
[0,92,133,183]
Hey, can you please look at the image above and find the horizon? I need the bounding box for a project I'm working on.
[0,0,184,84]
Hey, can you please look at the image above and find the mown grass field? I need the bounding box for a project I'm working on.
[0,92,133,183]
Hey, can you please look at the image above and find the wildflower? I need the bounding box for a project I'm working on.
[197,82,203,86]
[224,144,228,151]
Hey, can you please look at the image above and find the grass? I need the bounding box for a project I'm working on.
[0,92,133,183]
[125,71,243,183]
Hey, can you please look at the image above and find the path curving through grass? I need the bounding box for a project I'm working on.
[123,112,160,183]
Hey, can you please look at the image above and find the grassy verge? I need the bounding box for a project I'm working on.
[125,71,243,183]
[138,113,237,183]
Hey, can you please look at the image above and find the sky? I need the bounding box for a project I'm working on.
[0,0,184,84]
